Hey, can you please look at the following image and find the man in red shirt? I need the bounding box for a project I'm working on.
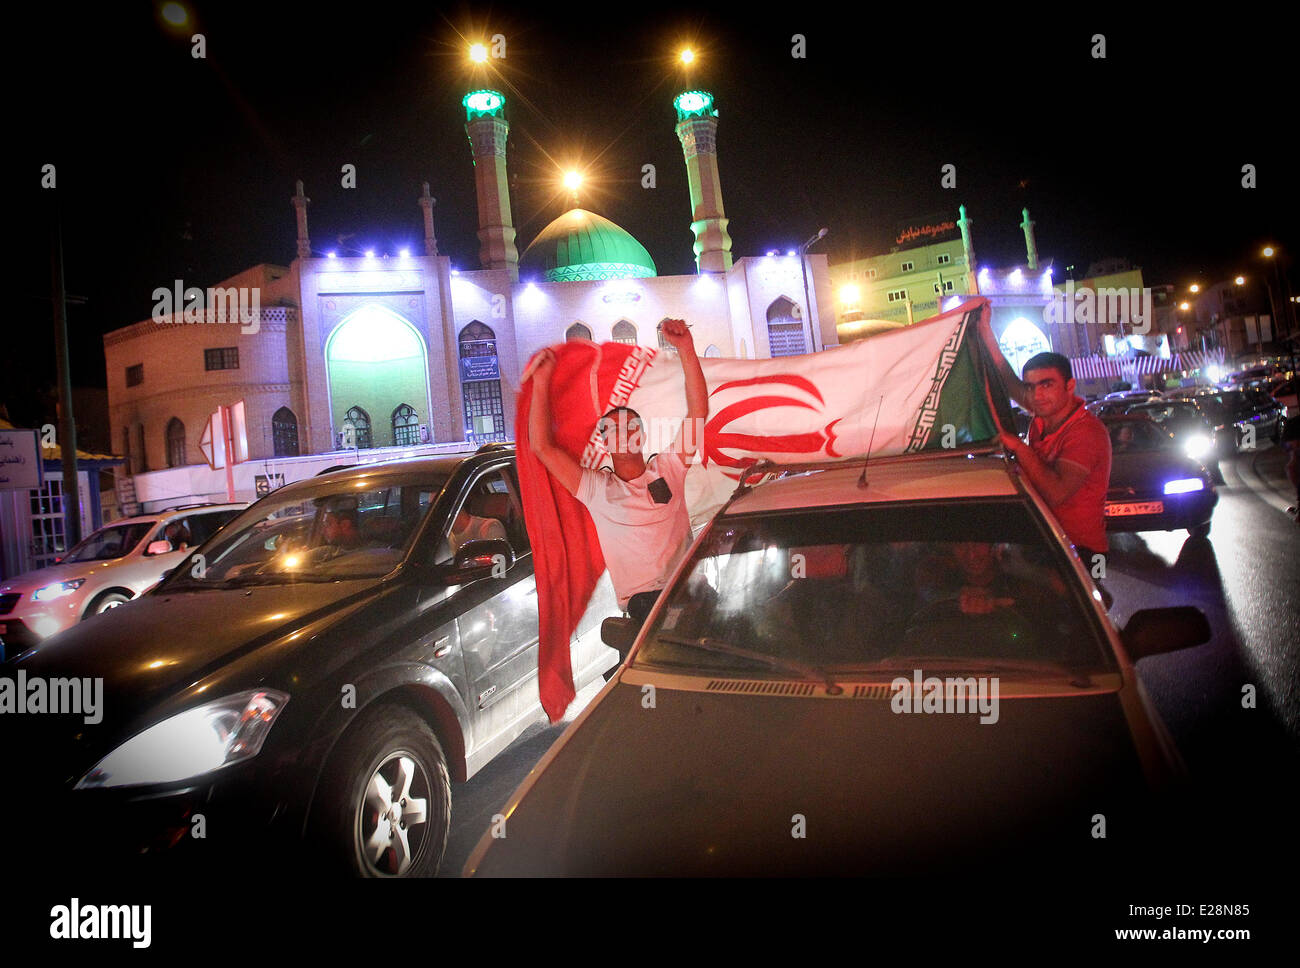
[990,350,1112,572]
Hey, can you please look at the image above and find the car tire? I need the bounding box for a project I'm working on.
[1188,521,1212,540]
[86,591,131,616]
[311,703,450,878]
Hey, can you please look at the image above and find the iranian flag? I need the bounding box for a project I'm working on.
[517,296,1014,721]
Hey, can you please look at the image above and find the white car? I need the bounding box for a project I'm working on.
[0,503,246,654]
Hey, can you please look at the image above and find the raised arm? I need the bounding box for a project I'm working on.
[661,319,708,459]
[527,348,583,496]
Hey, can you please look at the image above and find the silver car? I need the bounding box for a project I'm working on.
[0,503,246,653]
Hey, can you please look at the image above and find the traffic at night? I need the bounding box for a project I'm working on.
[6,1,1295,951]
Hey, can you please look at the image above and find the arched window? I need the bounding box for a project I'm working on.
[566,322,592,342]
[166,417,186,468]
[704,344,721,358]
[612,320,637,345]
[272,407,299,457]
[766,296,807,358]
[392,403,420,446]
[459,321,505,442]
[342,406,372,450]
[656,319,674,352]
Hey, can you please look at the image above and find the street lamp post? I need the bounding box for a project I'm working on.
[799,227,828,353]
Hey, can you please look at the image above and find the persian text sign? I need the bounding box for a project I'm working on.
[0,430,42,490]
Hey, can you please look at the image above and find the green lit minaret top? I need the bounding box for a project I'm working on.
[463,89,506,121]
[673,90,716,122]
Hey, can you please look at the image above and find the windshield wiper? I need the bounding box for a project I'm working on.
[856,656,1095,683]
[653,633,842,693]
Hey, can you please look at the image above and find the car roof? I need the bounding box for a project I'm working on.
[722,450,1019,516]
[297,447,513,485]
[104,503,248,527]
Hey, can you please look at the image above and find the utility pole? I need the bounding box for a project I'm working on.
[50,208,82,548]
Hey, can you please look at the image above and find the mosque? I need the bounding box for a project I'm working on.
[103,86,837,494]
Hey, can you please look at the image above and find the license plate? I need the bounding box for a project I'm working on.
[1105,500,1164,517]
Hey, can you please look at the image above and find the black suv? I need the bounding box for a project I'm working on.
[0,447,617,876]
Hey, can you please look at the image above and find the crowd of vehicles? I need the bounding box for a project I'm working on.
[0,365,1263,874]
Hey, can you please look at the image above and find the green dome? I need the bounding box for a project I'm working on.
[521,208,657,282]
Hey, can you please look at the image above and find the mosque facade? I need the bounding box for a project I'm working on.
[103,88,836,487]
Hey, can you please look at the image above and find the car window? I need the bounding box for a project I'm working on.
[1107,420,1169,452]
[635,500,1114,677]
[149,510,241,552]
[62,522,156,563]
[1128,403,1199,426]
[189,509,242,544]
[162,479,447,587]
[436,467,527,564]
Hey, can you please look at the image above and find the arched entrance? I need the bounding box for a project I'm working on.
[325,305,430,449]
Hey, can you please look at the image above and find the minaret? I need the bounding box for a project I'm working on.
[419,182,438,257]
[674,90,733,273]
[1020,207,1039,271]
[957,204,977,292]
[291,180,311,259]
[463,89,519,281]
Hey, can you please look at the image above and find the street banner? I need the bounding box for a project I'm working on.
[516,296,1013,721]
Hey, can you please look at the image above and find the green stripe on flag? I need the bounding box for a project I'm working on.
[907,310,1008,451]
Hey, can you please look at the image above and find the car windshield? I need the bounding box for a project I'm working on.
[634,499,1115,679]
[62,522,156,563]
[1196,391,1251,418]
[160,476,449,587]
[1106,420,1173,453]
[1127,402,1203,430]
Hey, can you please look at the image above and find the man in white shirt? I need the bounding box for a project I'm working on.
[529,319,708,651]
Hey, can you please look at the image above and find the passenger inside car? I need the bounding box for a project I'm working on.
[449,502,508,556]
[163,521,191,551]
[320,506,362,548]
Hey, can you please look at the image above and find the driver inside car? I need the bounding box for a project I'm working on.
[320,507,362,548]
[914,542,1018,616]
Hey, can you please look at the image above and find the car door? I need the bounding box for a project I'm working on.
[438,464,542,756]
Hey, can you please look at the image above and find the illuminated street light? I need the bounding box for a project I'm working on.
[563,171,583,192]
[1179,301,1190,311]
[680,48,695,65]
[840,284,860,306]
[469,43,488,64]
[1263,246,1275,258]
[161,2,188,27]
[1189,283,1200,293]
[1235,276,1245,285]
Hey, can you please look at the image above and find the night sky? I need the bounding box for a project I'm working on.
[13,2,1296,423]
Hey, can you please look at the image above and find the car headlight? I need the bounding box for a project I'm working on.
[1164,478,1205,494]
[75,689,290,789]
[32,579,86,602]
[1183,435,1212,460]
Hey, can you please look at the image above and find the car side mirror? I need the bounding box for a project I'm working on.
[601,616,640,652]
[145,540,173,556]
[1121,606,1210,661]
[437,538,513,585]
